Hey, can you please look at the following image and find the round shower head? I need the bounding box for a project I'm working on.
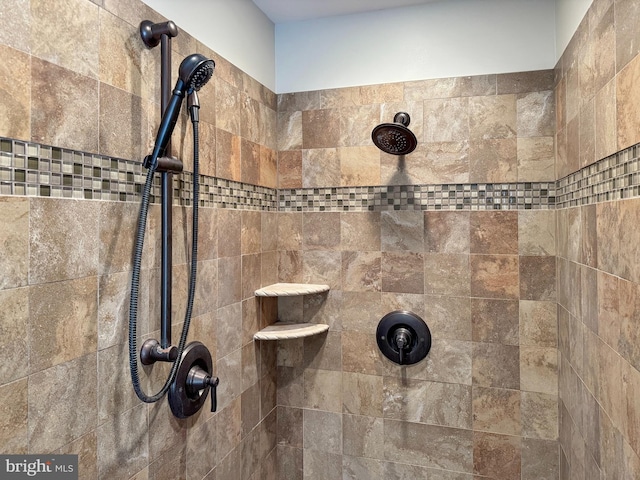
[372,112,417,155]
[178,54,215,94]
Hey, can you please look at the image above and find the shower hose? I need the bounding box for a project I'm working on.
[128,120,201,403]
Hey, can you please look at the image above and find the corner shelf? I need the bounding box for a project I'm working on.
[253,283,331,340]
[254,283,330,297]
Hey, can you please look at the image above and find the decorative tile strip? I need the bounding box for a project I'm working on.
[3,136,640,212]
[555,144,640,208]
[0,137,278,211]
[278,182,556,211]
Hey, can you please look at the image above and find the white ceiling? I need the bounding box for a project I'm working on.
[251,0,442,23]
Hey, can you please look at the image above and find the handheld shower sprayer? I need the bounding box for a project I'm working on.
[144,54,215,170]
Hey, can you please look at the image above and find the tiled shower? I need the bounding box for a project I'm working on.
[0,0,639,479]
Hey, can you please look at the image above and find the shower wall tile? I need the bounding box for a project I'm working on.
[0,197,28,289]
[0,378,28,455]
[99,82,145,160]
[470,254,519,299]
[277,150,302,188]
[0,45,30,140]
[32,57,100,153]
[473,431,521,479]
[339,146,380,186]
[302,148,340,188]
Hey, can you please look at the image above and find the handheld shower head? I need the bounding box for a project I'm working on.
[179,54,215,94]
[145,53,215,169]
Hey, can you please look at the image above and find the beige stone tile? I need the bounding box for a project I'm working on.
[519,256,556,301]
[360,83,404,105]
[424,211,470,254]
[472,298,519,345]
[470,254,519,299]
[401,141,469,184]
[517,91,555,137]
[342,372,383,417]
[617,198,640,285]
[518,210,556,256]
[321,86,362,108]
[595,78,617,160]
[422,339,472,386]
[342,330,381,376]
[302,450,341,480]
[302,109,340,149]
[0,378,27,454]
[0,45,30,139]
[241,138,261,185]
[424,253,469,296]
[216,128,241,182]
[520,346,558,395]
[469,94,516,139]
[472,343,520,389]
[303,368,342,412]
[186,415,217,480]
[405,77,463,101]
[340,104,379,147]
[579,98,596,168]
[469,138,517,183]
[341,251,381,292]
[302,148,340,188]
[341,212,381,251]
[381,211,424,253]
[278,250,303,283]
[497,70,554,94]
[278,110,302,151]
[29,354,98,453]
[217,256,241,308]
[29,277,98,372]
[278,150,302,188]
[521,391,558,440]
[0,287,28,384]
[461,74,497,97]
[343,414,384,459]
[517,136,555,182]
[278,91,321,112]
[519,300,557,348]
[241,382,261,438]
[216,349,242,412]
[615,0,640,71]
[303,409,342,454]
[616,53,640,150]
[278,405,303,448]
[56,432,98,480]
[424,294,471,341]
[619,279,640,372]
[473,431,521,480]
[472,386,521,435]
[596,200,620,277]
[100,82,148,160]
[384,419,473,472]
[424,97,469,142]
[381,251,424,294]
[302,250,342,289]
[470,211,518,255]
[343,455,383,480]
[339,146,380,186]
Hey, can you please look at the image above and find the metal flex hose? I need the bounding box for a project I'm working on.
[129,121,201,403]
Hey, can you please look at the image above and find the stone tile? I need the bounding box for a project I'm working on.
[423,339,472,386]
[424,294,472,341]
[0,45,30,140]
[470,254,519,299]
[595,78,617,159]
[216,128,242,182]
[521,391,558,440]
[29,277,98,372]
[615,0,640,71]
[517,136,555,182]
[469,138,517,183]
[469,94,517,139]
[241,210,262,255]
[342,372,383,417]
[302,250,342,289]
[303,409,342,454]
[339,104,380,147]
[302,148,340,187]
[218,256,242,308]
[518,210,556,256]
[381,211,424,253]
[0,378,27,454]
[278,406,303,448]
[186,415,217,480]
[416,141,470,184]
[381,252,424,294]
[424,211,469,254]
[341,251,381,292]
[343,455,383,480]
[471,298,519,345]
[520,346,558,395]
[0,287,28,384]
[622,360,640,455]
[304,330,342,371]
[470,211,518,255]
[519,256,556,301]
[303,212,341,251]
[343,414,384,459]
[339,146,381,186]
[215,397,242,464]
[303,450,342,480]
[617,53,640,150]
[340,212,380,251]
[474,432,521,479]
[29,198,99,284]
[383,419,473,472]
[472,343,520,389]
[97,342,139,425]
[302,109,340,149]
[29,354,98,453]
[56,431,98,480]
[303,368,342,412]
[497,70,554,94]
[342,331,381,376]
[424,97,469,142]
[424,254,469,296]
[472,386,521,435]
[519,300,557,348]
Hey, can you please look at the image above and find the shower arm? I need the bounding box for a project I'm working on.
[140,20,182,364]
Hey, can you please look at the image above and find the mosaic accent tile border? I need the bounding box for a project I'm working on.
[556,144,640,208]
[279,183,555,211]
[2,136,640,211]
[0,137,278,211]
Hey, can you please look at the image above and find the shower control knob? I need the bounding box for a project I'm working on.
[186,366,220,412]
[393,327,413,365]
